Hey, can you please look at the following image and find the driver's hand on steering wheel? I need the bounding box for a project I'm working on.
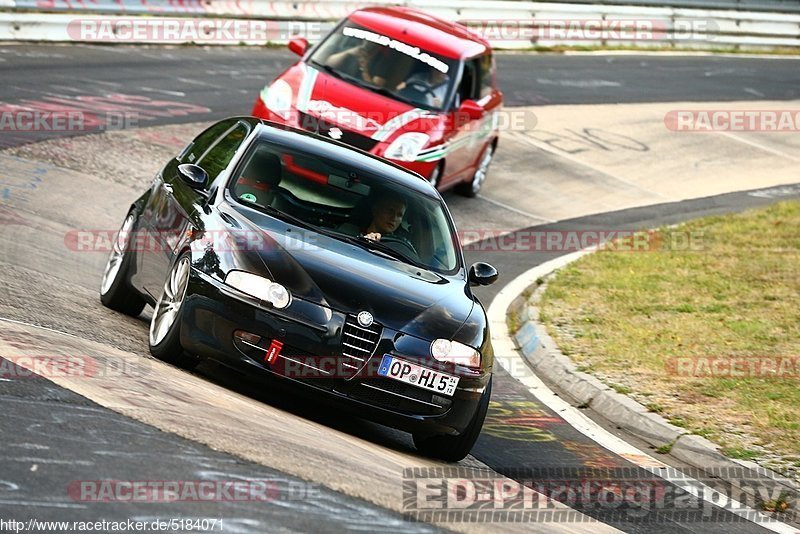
[363,232,382,242]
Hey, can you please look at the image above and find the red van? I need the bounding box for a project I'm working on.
[252,7,502,196]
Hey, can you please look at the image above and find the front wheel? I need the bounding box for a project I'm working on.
[456,144,494,198]
[148,252,198,369]
[427,163,443,190]
[100,211,146,316]
[413,376,492,462]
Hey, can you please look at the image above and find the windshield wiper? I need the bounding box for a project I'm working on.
[243,200,320,233]
[337,233,423,268]
[311,61,352,83]
[367,85,419,108]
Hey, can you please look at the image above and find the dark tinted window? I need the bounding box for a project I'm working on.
[197,123,250,182]
[456,60,479,105]
[180,119,238,165]
[479,54,494,99]
[230,141,460,273]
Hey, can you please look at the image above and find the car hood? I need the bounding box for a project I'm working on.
[226,204,474,340]
[282,63,439,139]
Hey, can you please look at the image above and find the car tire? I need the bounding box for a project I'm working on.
[413,376,492,462]
[100,211,146,317]
[148,251,199,369]
[456,143,494,198]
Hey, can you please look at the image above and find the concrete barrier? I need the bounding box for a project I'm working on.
[1,1,799,49]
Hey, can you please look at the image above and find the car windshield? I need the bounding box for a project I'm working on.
[307,22,458,112]
[228,140,460,273]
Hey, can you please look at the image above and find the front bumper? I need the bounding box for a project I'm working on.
[180,269,491,436]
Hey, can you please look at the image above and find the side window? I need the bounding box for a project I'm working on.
[180,119,238,164]
[479,54,494,99]
[456,60,480,106]
[196,123,250,183]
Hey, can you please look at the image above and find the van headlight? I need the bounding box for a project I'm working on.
[225,270,291,309]
[431,339,481,368]
[384,132,430,162]
[264,80,293,120]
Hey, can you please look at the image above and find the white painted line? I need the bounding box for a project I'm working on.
[743,87,766,98]
[510,132,669,199]
[0,499,86,509]
[47,85,86,93]
[488,253,798,533]
[12,457,93,465]
[559,51,800,60]
[83,78,123,88]
[720,132,800,163]
[140,87,186,97]
[536,78,621,88]
[476,194,556,224]
[0,317,82,339]
[177,77,223,89]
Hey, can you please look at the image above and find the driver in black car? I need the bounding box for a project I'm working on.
[363,194,406,242]
[337,193,407,243]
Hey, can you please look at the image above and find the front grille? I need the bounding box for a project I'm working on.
[341,315,382,378]
[298,112,379,152]
[352,378,451,415]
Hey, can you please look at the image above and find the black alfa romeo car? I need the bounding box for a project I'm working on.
[100,117,498,460]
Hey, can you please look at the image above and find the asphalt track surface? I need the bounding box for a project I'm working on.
[2,44,800,148]
[1,44,799,532]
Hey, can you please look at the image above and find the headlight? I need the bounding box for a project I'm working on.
[264,79,293,120]
[225,270,291,309]
[384,132,430,162]
[431,339,481,368]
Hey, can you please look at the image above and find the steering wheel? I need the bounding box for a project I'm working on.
[380,234,419,258]
[405,80,437,99]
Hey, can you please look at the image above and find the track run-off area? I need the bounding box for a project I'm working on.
[1,44,800,532]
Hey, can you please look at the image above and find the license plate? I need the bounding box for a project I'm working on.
[377,355,459,397]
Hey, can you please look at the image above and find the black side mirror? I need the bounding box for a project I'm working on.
[468,262,498,286]
[177,163,208,190]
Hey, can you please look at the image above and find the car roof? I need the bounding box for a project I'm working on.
[251,120,440,198]
[348,7,489,60]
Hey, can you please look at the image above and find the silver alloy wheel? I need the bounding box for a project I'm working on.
[149,256,190,347]
[428,164,441,189]
[472,145,494,195]
[100,213,135,296]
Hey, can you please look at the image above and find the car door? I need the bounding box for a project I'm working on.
[440,53,501,188]
[138,119,250,297]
